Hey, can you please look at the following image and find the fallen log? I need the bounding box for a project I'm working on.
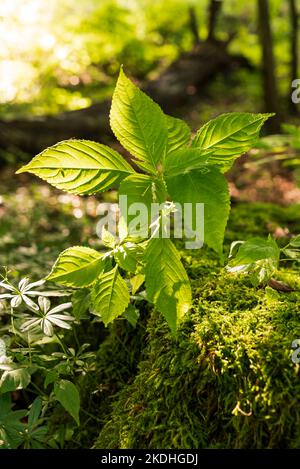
[0,41,252,158]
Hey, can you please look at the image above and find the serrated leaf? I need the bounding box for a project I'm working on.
[114,242,143,273]
[16,140,134,195]
[54,380,80,425]
[192,112,273,172]
[119,174,167,238]
[167,167,230,255]
[120,174,167,207]
[101,226,115,248]
[0,368,31,394]
[165,114,190,155]
[110,68,168,174]
[144,238,191,333]
[91,266,130,326]
[164,148,213,177]
[47,246,105,287]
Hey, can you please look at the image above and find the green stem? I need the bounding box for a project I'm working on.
[10,306,16,335]
[29,380,48,398]
[55,332,69,356]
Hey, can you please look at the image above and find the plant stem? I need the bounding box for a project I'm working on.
[55,332,69,356]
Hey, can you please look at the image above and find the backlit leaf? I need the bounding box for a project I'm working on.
[17,140,134,195]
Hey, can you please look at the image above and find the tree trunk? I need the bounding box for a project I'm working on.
[188,6,200,45]
[288,0,299,114]
[207,0,223,42]
[257,0,281,132]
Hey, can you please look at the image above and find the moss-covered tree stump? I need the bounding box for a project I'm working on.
[90,202,300,449]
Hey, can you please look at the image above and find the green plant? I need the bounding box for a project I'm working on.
[16,68,272,334]
[0,271,93,448]
[227,234,300,287]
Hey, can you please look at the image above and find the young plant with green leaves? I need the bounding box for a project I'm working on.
[226,234,300,287]
[16,68,272,333]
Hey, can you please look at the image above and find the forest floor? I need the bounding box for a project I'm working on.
[0,163,300,448]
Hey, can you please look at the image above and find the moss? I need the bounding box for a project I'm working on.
[91,202,300,449]
[69,309,148,448]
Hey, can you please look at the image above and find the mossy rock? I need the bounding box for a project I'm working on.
[90,202,300,449]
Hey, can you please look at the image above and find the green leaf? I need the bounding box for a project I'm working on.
[71,289,90,320]
[228,236,280,266]
[144,238,192,333]
[91,266,130,326]
[227,236,280,286]
[0,394,27,449]
[282,248,300,260]
[164,148,212,177]
[123,304,140,327]
[167,167,230,255]
[289,235,300,248]
[16,140,134,195]
[110,68,168,174]
[119,174,167,238]
[54,380,80,425]
[192,112,273,172]
[130,273,145,294]
[0,368,31,394]
[44,370,59,389]
[101,226,116,248]
[114,242,143,273]
[120,174,167,207]
[28,397,42,428]
[47,246,105,287]
[165,114,190,155]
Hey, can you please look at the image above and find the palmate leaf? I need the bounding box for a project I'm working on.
[166,167,230,256]
[192,112,273,172]
[0,394,27,449]
[16,140,134,195]
[91,266,130,326]
[144,238,191,333]
[47,246,105,287]
[110,68,168,174]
